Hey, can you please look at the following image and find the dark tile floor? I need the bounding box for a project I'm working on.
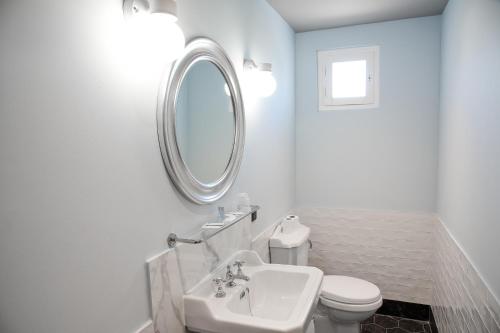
[361,314,433,333]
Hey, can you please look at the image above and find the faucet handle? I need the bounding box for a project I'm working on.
[233,260,250,281]
[213,277,226,298]
[225,265,236,287]
[233,260,245,268]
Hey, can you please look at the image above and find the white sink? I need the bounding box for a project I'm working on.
[184,251,323,333]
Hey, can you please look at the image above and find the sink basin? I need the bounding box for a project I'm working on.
[184,251,323,333]
[227,269,309,320]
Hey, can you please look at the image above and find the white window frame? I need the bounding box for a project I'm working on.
[317,46,380,111]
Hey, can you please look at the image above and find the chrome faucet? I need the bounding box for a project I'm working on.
[233,260,250,281]
[225,265,237,287]
[213,277,226,298]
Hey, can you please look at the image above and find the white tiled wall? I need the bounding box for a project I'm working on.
[432,220,500,333]
[292,207,500,332]
[293,207,436,305]
[139,208,500,333]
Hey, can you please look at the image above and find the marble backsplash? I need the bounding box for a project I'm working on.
[292,207,436,305]
[145,215,253,333]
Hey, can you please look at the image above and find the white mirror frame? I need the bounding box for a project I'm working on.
[157,38,245,204]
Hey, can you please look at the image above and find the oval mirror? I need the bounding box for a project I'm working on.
[157,38,245,204]
[175,61,235,183]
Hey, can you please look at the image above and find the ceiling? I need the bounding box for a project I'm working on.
[266,0,448,32]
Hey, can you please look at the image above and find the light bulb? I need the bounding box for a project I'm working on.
[244,70,276,98]
[124,12,185,64]
[243,59,277,98]
[257,71,277,97]
[146,13,185,62]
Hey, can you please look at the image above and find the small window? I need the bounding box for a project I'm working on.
[318,46,379,111]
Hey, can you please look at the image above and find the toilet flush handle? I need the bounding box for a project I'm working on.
[308,239,313,249]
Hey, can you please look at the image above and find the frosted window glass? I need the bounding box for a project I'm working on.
[331,60,367,98]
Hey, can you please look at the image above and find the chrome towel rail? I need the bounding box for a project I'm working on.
[167,205,260,248]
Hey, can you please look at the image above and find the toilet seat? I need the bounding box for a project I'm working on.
[320,295,383,312]
[320,275,382,311]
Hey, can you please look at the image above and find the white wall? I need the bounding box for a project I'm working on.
[438,0,500,302]
[0,1,295,332]
[295,16,441,212]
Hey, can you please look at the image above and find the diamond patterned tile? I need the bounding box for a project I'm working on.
[359,314,434,333]
[361,323,386,333]
[399,318,426,332]
[374,315,399,328]
[386,328,410,333]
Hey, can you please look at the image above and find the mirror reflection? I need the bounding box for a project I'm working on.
[175,60,235,184]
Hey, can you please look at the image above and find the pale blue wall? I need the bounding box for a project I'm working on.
[438,0,500,299]
[295,16,441,211]
[0,1,295,332]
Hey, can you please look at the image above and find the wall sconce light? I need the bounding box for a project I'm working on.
[123,0,185,62]
[243,59,277,97]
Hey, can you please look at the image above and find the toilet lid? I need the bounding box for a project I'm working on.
[321,275,381,305]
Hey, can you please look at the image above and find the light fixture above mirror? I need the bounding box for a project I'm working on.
[123,0,185,62]
[243,59,277,97]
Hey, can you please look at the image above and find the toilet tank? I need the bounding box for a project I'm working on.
[269,217,310,266]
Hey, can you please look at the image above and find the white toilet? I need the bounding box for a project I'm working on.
[319,275,382,333]
[269,217,382,333]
